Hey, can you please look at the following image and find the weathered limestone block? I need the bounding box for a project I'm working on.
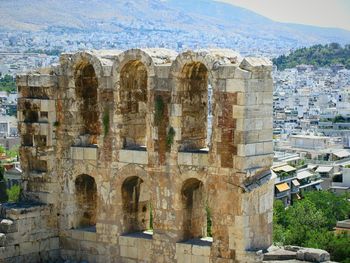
[28,74,57,88]
[0,219,17,233]
[0,244,20,259]
[119,149,148,164]
[16,74,28,87]
[84,147,98,160]
[0,233,6,247]
[296,248,330,262]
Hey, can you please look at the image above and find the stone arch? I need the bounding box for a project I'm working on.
[169,51,218,152]
[74,174,97,228]
[113,164,153,234]
[121,175,152,234]
[70,52,104,146]
[71,51,104,78]
[181,177,208,241]
[113,49,156,149]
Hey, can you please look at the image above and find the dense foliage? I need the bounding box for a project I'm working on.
[273,191,350,262]
[0,74,16,93]
[273,43,350,70]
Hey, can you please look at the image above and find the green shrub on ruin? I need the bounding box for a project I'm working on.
[103,106,110,137]
[166,127,175,148]
[6,184,20,203]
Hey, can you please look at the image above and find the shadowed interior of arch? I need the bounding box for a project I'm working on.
[181,178,210,241]
[122,176,152,235]
[74,62,100,146]
[119,60,148,150]
[74,174,97,229]
[178,62,212,152]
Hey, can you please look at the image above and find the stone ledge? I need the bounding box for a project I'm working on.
[178,152,209,166]
[263,246,331,263]
[70,146,98,161]
[119,231,153,261]
[69,227,97,242]
[0,202,51,220]
[119,149,148,164]
[27,74,57,87]
[176,238,212,263]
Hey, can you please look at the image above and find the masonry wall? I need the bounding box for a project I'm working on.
[0,203,59,262]
[4,48,274,263]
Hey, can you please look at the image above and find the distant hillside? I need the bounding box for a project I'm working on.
[1,0,350,50]
[273,43,350,70]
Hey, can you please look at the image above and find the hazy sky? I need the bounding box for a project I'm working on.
[218,0,350,31]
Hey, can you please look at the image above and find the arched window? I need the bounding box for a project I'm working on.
[75,63,100,145]
[181,178,207,240]
[119,60,148,149]
[177,62,211,151]
[75,174,97,228]
[122,176,151,234]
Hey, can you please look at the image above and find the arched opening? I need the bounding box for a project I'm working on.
[75,174,97,229]
[119,60,148,149]
[181,178,207,240]
[74,63,100,146]
[177,62,212,151]
[122,176,151,234]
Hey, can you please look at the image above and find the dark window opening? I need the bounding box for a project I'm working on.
[122,176,151,234]
[119,60,148,149]
[177,62,210,152]
[75,174,97,228]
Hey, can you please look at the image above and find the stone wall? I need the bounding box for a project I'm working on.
[10,48,275,263]
[0,203,59,263]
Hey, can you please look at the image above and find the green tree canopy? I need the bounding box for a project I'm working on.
[273,43,350,70]
[273,191,350,262]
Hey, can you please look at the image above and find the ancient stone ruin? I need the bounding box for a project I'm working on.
[2,48,276,262]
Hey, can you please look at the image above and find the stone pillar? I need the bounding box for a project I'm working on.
[17,72,59,205]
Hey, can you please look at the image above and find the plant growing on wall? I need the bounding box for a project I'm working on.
[154,95,164,126]
[6,184,20,203]
[166,127,175,148]
[206,203,212,237]
[103,106,110,137]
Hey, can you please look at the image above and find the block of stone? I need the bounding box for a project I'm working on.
[296,248,330,262]
[133,150,148,164]
[0,233,6,247]
[0,219,17,233]
[263,248,296,260]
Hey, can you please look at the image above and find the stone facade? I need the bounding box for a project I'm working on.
[2,48,275,263]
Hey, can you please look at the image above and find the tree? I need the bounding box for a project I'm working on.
[273,43,350,70]
[273,200,286,244]
[273,191,350,263]
[284,199,327,246]
[303,191,350,229]
[326,232,350,262]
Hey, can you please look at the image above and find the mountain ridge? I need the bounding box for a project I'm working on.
[1,0,349,51]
